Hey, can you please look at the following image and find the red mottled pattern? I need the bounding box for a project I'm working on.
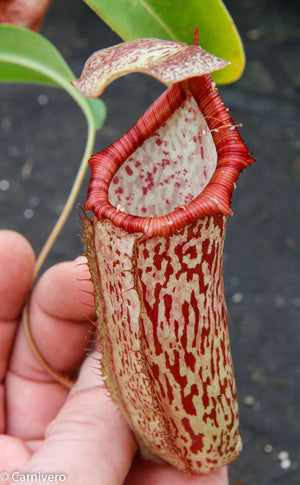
[84,217,168,452]
[84,214,242,474]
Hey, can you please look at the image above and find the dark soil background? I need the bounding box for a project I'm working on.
[0,1,299,484]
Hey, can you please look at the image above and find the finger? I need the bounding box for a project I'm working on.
[32,255,96,322]
[0,435,32,470]
[6,256,96,439]
[20,352,137,485]
[125,457,229,485]
[0,231,35,320]
[27,255,96,376]
[0,231,35,432]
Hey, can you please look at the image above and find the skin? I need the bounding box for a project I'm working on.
[0,229,229,485]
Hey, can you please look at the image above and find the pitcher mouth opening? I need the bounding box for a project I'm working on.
[85,74,253,237]
[108,89,217,218]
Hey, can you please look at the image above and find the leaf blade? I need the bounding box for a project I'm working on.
[0,24,106,129]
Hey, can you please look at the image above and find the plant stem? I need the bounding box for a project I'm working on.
[33,115,96,280]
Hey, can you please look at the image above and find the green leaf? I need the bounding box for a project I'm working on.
[0,24,107,273]
[0,24,106,129]
[83,0,244,84]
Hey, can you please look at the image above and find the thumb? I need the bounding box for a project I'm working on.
[22,351,137,485]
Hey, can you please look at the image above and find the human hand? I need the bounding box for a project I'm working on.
[0,230,229,485]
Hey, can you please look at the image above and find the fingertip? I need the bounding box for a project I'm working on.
[0,230,35,320]
[33,255,95,322]
[125,459,228,485]
[0,230,35,266]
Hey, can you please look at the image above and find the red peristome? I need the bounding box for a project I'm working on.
[85,74,254,237]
